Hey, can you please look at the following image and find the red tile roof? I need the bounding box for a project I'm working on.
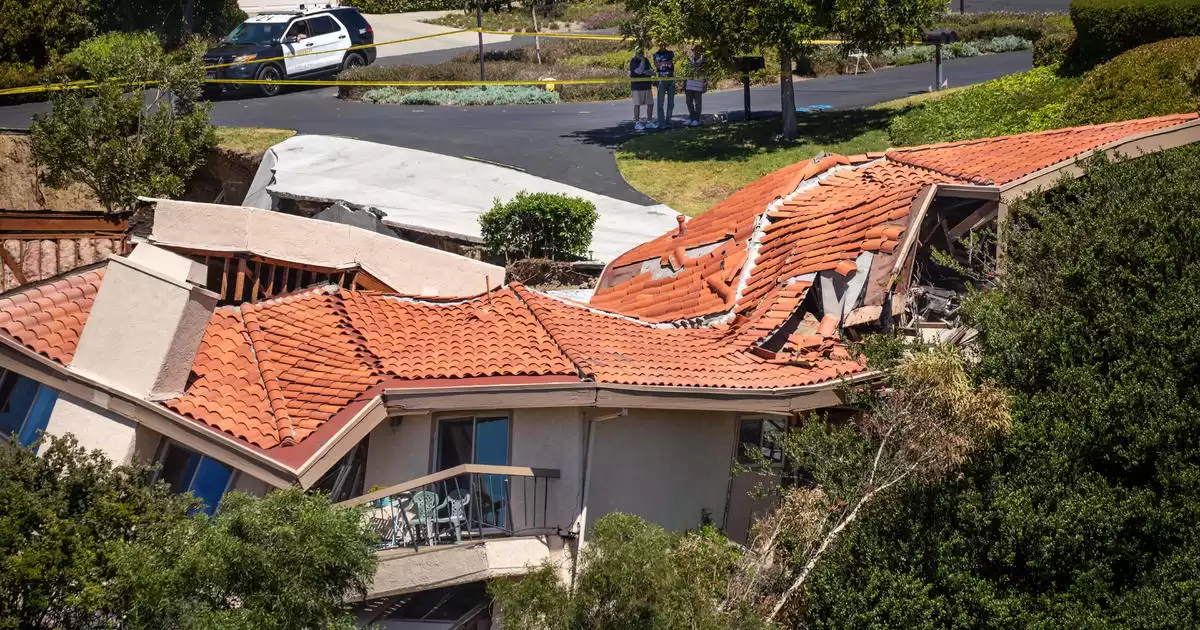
[886,113,1199,185]
[591,114,1200,323]
[0,273,865,451]
[0,267,105,364]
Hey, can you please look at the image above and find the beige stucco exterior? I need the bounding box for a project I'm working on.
[43,392,140,463]
[146,199,504,297]
[584,409,739,532]
[365,413,434,491]
[69,245,219,401]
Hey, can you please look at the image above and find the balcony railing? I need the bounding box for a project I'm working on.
[340,464,561,551]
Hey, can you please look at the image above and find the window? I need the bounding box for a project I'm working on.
[436,415,509,528]
[286,19,310,39]
[156,443,234,516]
[0,369,58,448]
[737,417,786,465]
[312,438,369,502]
[308,15,339,36]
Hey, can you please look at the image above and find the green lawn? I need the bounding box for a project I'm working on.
[214,127,296,157]
[616,111,894,216]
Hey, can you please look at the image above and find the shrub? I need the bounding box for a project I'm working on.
[888,66,1078,145]
[480,191,599,261]
[340,0,462,13]
[1033,30,1076,65]
[981,34,1033,52]
[0,62,42,105]
[362,85,560,105]
[1061,36,1200,125]
[582,9,627,30]
[1071,0,1200,66]
[58,31,164,81]
[933,11,1055,41]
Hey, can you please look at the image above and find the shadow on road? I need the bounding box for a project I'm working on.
[594,108,899,164]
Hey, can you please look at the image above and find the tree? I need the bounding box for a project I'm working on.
[490,513,758,630]
[796,146,1200,627]
[30,32,215,214]
[726,345,1010,623]
[622,0,942,139]
[0,435,378,629]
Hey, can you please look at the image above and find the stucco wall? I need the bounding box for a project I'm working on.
[510,408,585,532]
[585,409,739,532]
[231,473,270,497]
[43,393,139,464]
[364,413,433,490]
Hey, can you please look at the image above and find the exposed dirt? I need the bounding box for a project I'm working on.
[183,145,263,206]
[0,133,103,211]
[506,258,598,290]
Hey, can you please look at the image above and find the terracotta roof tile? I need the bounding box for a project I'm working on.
[0,267,104,364]
[887,113,1198,185]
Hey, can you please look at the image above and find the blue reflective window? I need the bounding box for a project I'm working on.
[157,443,234,516]
[0,370,58,448]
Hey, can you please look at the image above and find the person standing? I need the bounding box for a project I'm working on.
[684,45,708,127]
[653,42,676,128]
[629,47,655,131]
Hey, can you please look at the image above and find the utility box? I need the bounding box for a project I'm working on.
[734,56,766,73]
[923,30,958,45]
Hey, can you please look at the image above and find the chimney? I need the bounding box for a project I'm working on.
[70,244,219,400]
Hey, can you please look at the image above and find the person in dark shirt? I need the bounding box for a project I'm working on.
[629,47,655,131]
[652,42,676,127]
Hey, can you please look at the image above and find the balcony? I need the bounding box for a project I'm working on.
[341,464,566,599]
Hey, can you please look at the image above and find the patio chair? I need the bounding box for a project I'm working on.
[444,488,472,543]
[407,490,442,543]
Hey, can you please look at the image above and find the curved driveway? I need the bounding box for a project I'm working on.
[0,51,1031,203]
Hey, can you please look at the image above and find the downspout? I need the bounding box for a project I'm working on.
[571,408,628,589]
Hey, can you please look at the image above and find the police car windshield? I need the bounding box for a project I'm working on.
[222,21,288,45]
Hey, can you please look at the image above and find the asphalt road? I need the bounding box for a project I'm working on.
[0,51,1032,204]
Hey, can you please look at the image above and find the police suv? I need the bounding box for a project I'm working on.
[203,4,376,98]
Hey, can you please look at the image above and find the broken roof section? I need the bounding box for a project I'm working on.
[590,113,1200,324]
[0,271,864,454]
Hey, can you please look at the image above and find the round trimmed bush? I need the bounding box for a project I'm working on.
[480,191,599,261]
[1062,37,1200,125]
[1071,0,1200,66]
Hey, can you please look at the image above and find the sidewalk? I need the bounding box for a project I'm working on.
[235,5,512,58]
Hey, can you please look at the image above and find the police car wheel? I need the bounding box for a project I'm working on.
[342,53,365,72]
[257,65,282,97]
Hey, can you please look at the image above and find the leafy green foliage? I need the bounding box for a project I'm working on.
[29,34,215,213]
[480,191,599,261]
[0,435,192,629]
[933,11,1066,41]
[1071,0,1200,67]
[116,488,377,630]
[1033,29,1076,66]
[0,435,377,629]
[490,513,756,630]
[0,0,244,68]
[887,66,1079,146]
[799,145,1200,628]
[363,85,561,105]
[342,0,469,13]
[1062,36,1200,125]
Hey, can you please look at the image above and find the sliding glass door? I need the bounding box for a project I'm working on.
[436,416,509,529]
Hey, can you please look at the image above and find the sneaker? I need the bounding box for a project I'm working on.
[688,120,699,127]
[634,122,645,131]
[646,122,659,129]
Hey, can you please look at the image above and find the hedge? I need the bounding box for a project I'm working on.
[339,0,465,13]
[1071,0,1200,66]
[888,66,1079,146]
[480,191,599,261]
[1062,36,1200,125]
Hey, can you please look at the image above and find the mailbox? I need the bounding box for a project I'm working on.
[734,56,766,73]
[923,30,958,46]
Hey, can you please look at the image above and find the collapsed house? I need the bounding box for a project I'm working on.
[0,113,1197,628]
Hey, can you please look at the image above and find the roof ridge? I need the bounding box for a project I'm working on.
[239,303,297,447]
[509,284,591,381]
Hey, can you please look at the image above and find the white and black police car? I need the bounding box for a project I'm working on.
[203,4,375,98]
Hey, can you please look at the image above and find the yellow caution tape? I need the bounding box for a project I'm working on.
[205,75,716,88]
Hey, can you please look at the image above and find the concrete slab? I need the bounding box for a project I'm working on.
[247,135,680,263]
